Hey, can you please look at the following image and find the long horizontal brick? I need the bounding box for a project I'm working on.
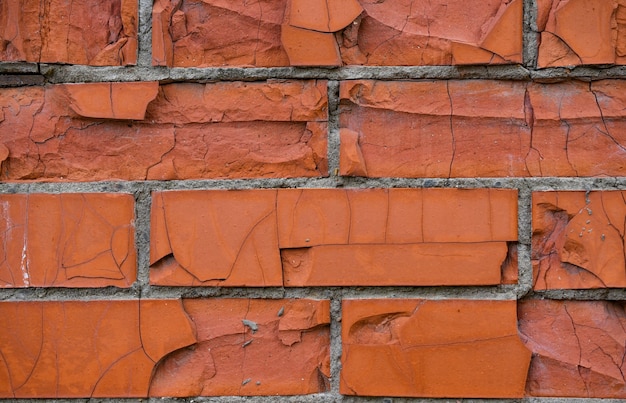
[0,193,136,288]
[0,81,327,181]
[150,299,330,396]
[339,79,626,178]
[152,0,521,66]
[150,188,517,286]
[532,191,626,289]
[0,0,137,65]
[519,299,626,398]
[341,299,531,398]
[537,0,626,67]
[0,300,196,398]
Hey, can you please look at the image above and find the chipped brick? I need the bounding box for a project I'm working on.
[280,24,341,66]
[149,299,330,396]
[538,0,625,67]
[340,79,626,178]
[519,300,626,397]
[289,0,363,32]
[0,81,327,181]
[341,299,531,397]
[0,0,137,65]
[63,82,159,120]
[0,193,136,288]
[150,190,282,287]
[532,191,626,289]
[0,300,196,398]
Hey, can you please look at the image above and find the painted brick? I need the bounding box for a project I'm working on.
[341,299,531,398]
[152,0,521,67]
[150,299,330,396]
[339,79,626,178]
[532,191,626,289]
[0,0,137,65]
[0,300,196,398]
[537,0,626,67]
[0,81,327,181]
[0,193,136,288]
[150,190,283,287]
[519,299,626,398]
[151,188,517,287]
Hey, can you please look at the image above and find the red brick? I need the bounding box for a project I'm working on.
[0,193,136,288]
[0,81,327,181]
[150,190,282,287]
[537,0,625,67]
[150,299,330,396]
[151,188,517,287]
[341,299,531,397]
[152,0,520,67]
[340,79,626,178]
[519,299,626,397]
[532,191,626,289]
[63,82,159,120]
[0,300,196,398]
[0,0,137,65]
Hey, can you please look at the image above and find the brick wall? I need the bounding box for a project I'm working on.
[1,0,626,401]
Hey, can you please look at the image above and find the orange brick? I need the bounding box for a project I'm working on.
[0,300,196,398]
[340,80,626,177]
[0,194,136,288]
[0,0,137,65]
[537,0,625,67]
[0,81,327,181]
[519,299,626,397]
[341,299,531,397]
[532,191,626,289]
[150,190,282,287]
[152,0,520,67]
[152,188,517,287]
[150,299,330,396]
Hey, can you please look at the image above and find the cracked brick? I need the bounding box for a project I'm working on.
[0,300,196,398]
[532,191,626,289]
[341,299,531,397]
[0,81,328,181]
[0,193,136,288]
[149,299,330,396]
[339,79,626,178]
[537,0,626,67]
[519,300,626,397]
[0,0,137,65]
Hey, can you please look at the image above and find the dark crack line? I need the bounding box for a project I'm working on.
[14,302,44,392]
[590,82,626,153]
[445,81,455,178]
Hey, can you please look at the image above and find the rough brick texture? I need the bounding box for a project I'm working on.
[0,81,327,181]
[152,0,522,67]
[341,299,531,398]
[340,79,626,178]
[2,0,626,400]
[0,193,136,288]
[150,188,517,287]
[0,0,137,65]
[533,191,626,289]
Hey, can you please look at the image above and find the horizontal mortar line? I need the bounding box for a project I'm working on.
[2,177,626,193]
[0,285,539,302]
[531,289,626,300]
[2,64,626,83]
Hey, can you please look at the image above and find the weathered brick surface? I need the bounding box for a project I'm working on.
[153,0,521,67]
[532,191,626,289]
[0,0,137,65]
[519,300,626,397]
[0,193,136,288]
[537,0,626,67]
[341,299,531,397]
[150,299,330,396]
[0,81,327,181]
[151,188,517,287]
[339,79,626,178]
[0,300,196,398]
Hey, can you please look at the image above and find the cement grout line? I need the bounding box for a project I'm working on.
[522,0,539,69]
[326,80,341,180]
[137,0,154,68]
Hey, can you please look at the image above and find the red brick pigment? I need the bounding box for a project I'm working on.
[1,0,625,400]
